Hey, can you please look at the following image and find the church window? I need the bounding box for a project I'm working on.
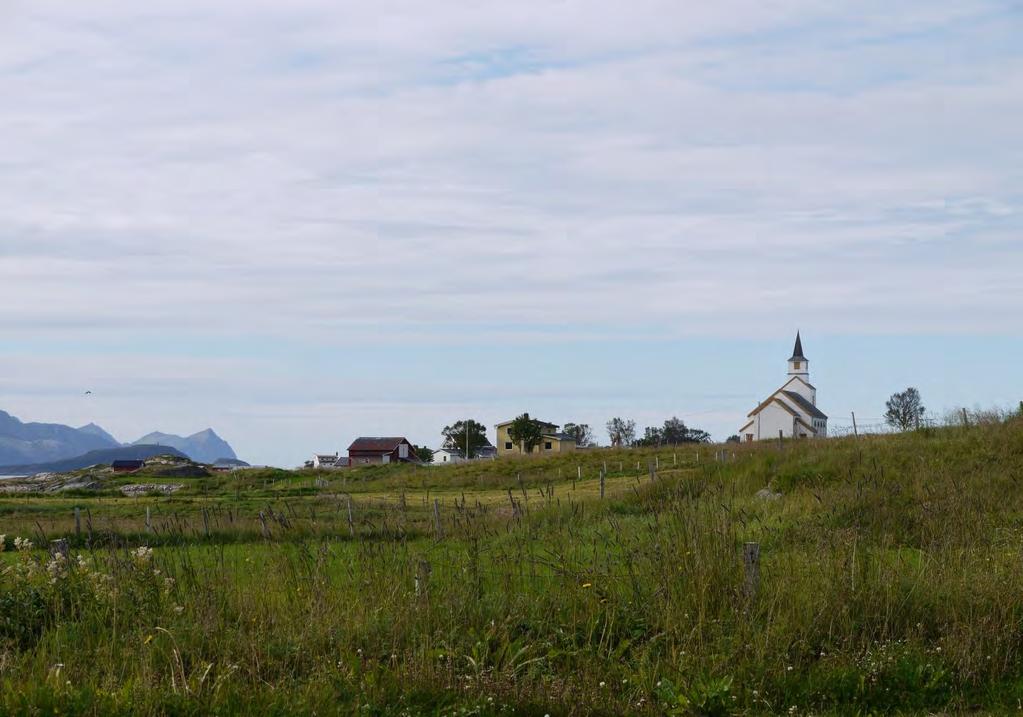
[793,361,801,369]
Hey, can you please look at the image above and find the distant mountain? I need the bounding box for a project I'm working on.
[0,410,120,466]
[0,445,189,476]
[131,428,237,464]
[76,422,120,445]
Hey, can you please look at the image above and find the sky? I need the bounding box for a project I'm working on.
[0,1,1021,466]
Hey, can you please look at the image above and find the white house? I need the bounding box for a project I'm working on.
[311,453,349,469]
[432,448,466,465]
[739,333,828,442]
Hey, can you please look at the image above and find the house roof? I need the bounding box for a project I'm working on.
[789,331,806,361]
[111,459,145,469]
[542,432,576,442]
[781,391,828,420]
[495,418,558,429]
[348,437,410,452]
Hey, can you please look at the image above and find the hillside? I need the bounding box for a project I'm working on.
[132,428,237,463]
[2,416,1023,714]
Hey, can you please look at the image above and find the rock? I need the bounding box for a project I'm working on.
[755,488,783,501]
[120,483,183,497]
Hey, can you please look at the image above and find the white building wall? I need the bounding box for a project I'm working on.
[755,402,797,440]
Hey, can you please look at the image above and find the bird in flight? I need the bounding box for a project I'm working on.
[84,390,93,395]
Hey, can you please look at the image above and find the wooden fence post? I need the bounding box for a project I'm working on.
[743,542,761,601]
[415,559,432,599]
[433,499,443,539]
[74,506,81,537]
[777,430,783,451]
[851,412,859,438]
[599,468,605,499]
[347,497,355,537]
[145,506,152,534]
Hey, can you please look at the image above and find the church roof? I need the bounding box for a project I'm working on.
[781,391,828,420]
[789,331,806,361]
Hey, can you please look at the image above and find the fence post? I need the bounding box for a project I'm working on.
[145,506,152,534]
[347,497,355,537]
[433,499,443,539]
[743,542,761,601]
[851,412,859,438]
[49,539,69,561]
[258,512,270,539]
[74,506,81,537]
[577,465,582,480]
[777,430,783,451]
[415,559,432,599]
[599,468,605,499]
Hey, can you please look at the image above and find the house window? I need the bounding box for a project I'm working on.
[746,433,753,442]
[545,442,553,450]
[505,442,513,450]
[793,361,801,369]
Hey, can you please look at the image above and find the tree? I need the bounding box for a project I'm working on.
[725,434,741,443]
[562,422,594,447]
[606,417,636,447]
[885,387,926,431]
[635,426,664,447]
[441,419,490,458]
[662,417,688,445]
[508,413,545,453]
[412,445,434,464]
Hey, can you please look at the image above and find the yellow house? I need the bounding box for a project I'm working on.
[495,419,578,457]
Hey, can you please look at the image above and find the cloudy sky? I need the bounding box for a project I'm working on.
[1,1,1021,465]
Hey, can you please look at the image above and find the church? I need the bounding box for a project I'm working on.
[739,332,828,442]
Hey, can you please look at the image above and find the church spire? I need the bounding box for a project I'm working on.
[787,331,809,379]
[790,331,805,361]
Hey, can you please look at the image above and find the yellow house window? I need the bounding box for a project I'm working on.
[544,442,553,450]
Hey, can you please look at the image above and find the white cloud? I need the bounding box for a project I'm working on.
[0,1,1020,463]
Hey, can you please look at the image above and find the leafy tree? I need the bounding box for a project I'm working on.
[636,418,712,446]
[606,417,636,447]
[662,417,688,445]
[685,428,712,444]
[635,426,664,447]
[562,423,594,447]
[508,413,545,453]
[885,387,926,431]
[412,445,434,464]
[725,434,741,443]
[441,419,490,458]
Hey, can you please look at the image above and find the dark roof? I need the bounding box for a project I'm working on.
[789,331,806,361]
[543,432,576,442]
[348,437,410,452]
[111,459,145,469]
[781,391,828,420]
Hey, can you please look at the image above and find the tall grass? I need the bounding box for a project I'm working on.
[2,416,1023,714]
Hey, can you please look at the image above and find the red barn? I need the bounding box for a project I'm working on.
[347,437,418,466]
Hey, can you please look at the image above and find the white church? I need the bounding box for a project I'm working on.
[739,332,828,442]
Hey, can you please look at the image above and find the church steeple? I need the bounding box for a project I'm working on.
[790,331,805,361]
[787,331,809,379]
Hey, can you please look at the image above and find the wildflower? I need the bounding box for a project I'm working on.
[581,583,592,589]
[599,681,606,688]
[132,546,153,564]
[14,537,33,552]
[174,605,184,615]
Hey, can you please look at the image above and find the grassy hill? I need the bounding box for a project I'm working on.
[2,417,1023,714]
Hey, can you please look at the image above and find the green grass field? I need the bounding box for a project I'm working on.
[3,419,1023,715]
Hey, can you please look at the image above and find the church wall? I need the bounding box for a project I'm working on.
[755,402,798,440]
